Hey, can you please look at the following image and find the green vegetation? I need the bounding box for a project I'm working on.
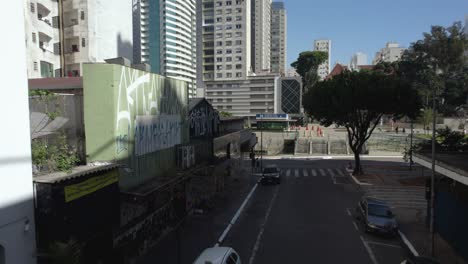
[415,127,468,152]
[291,51,328,92]
[219,111,233,117]
[31,134,79,173]
[303,70,421,175]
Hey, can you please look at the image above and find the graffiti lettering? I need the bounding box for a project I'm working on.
[134,115,182,156]
[189,105,219,137]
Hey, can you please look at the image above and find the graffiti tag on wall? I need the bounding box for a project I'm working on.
[134,115,182,156]
[189,105,219,138]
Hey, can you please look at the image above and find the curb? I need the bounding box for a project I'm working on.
[398,230,419,257]
[346,168,373,186]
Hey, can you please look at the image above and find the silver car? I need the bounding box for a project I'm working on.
[356,197,398,236]
[260,165,281,185]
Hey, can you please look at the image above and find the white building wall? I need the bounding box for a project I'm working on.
[313,39,331,80]
[372,42,405,64]
[24,0,61,78]
[254,0,271,73]
[1,1,37,263]
[350,52,368,70]
[270,1,286,75]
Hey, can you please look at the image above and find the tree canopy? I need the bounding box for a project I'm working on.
[291,51,328,91]
[303,70,421,174]
[398,22,467,115]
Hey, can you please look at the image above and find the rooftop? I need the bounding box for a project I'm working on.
[34,164,119,184]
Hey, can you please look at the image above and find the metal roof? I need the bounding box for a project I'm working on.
[34,164,119,184]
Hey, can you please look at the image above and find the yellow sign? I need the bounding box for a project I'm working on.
[64,171,118,203]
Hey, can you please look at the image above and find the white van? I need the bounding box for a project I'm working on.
[193,247,241,264]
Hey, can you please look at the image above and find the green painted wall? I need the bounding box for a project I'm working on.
[83,63,189,190]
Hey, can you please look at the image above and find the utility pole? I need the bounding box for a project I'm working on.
[410,120,414,170]
[430,75,437,257]
[260,114,263,174]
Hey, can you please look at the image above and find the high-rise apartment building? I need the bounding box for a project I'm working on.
[24,0,61,78]
[200,0,252,83]
[350,52,368,70]
[252,0,271,73]
[133,0,197,97]
[61,0,133,76]
[372,42,405,65]
[270,1,287,75]
[24,0,133,78]
[313,39,331,80]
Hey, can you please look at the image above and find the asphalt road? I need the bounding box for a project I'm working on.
[140,158,410,264]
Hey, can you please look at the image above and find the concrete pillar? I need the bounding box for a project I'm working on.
[309,140,313,155]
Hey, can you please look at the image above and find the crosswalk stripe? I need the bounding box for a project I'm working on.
[303,169,309,177]
[295,169,299,178]
[286,169,291,177]
[319,169,326,176]
[327,169,334,177]
[311,169,317,176]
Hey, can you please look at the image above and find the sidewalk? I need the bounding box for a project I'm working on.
[137,160,257,264]
[350,161,466,263]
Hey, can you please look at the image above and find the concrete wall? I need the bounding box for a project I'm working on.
[0,1,37,263]
[83,63,189,190]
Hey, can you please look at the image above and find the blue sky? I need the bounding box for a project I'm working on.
[284,0,467,67]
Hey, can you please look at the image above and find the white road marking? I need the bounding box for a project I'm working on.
[215,183,258,247]
[366,241,402,249]
[336,169,345,176]
[303,169,309,177]
[295,169,299,178]
[352,221,359,231]
[327,168,335,177]
[248,186,280,264]
[346,208,352,217]
[311,169,317,176]
[319,169,326,176]
[399,230,419,257]
[360,236,379,264]
[286,169,291,177]
[332,175,337,184]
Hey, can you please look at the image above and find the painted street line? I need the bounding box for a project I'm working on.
[286,169,291,177]
[319,169,326,176]
[311,169,317,177]
[360,236,379,264]
[352,221,359,231]
[399,230,419,257]
[366,241,402,249]
[336,168,345,176]
[215,183,258,247]
[294,169,299,178]
[331,175,337,184]
[346,208,352,217]
[327,168,335,177]
[303,169,309,177]
[248,186,280,264]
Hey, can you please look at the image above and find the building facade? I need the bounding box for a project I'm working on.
[350,52,368,70]
[59,0,133,76]
[372,42,405,65]
[199,0,252,83]
[313,39,331,80]
[252,0,271,73]
[24,0,61,78]
[205,74,277,117]
[270,1,287,75]
[1,1,37,263]
[133,0,197,97]
[274,76,302,114]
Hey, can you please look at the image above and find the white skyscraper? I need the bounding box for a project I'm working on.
[314,39,331,80]
[350,52,368,70]
[372,42,405,65]
[133,0,197,97]
[253,0,271,73]
[270,1,287,75]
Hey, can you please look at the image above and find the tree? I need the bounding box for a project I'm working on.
[219,111,233,117]
[417,108,434,132]
[399,22,467,115]
[303,70,421,175]
[291,51,328,92]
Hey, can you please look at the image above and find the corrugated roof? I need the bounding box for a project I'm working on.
[34,164,119,184]
[188,98,206,111]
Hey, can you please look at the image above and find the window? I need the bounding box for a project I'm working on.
[236,64,242,69]
[216,17,222,22]
[236,24,242,29]
[226,57,232,62]
[226,1,232,5]
[226,41,232,46]
[226,65,232,70]
[217,73,223,78]
[32,32,36,43]
[217,65,223,70]
[226,17,232,22]
[216,49,223,54]
[30,2,35,13]
[216,1,222,6]
[226,9,232,14]
[216,25,223,30]
[235,40,242,45]
[226,73,232,78]
[226,25,232,30]
[235,32,242,37]
[235,56,242,61]
[33,62,38,71]
[235,48,242,53]
[81,38,86,47]
[236,8,242,13]
[216,41,223,46]
[226,49,232,54]
[225,33,232,38]
[236,16,242,21]
[216,33,223,39]
[216,57,223,62]
[80,11,85,20]
[236,72,242,77]
[216,10,222,15]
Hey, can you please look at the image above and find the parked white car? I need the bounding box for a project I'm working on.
[193,247,241,264]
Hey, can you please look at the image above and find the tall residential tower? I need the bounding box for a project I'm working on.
[314,39,331,80]
[134,0,197,97]
[252,0,271,73]
[270,1,287,75]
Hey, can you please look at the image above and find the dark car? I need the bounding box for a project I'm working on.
[260,165,281,185]
[356,197,398,235]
